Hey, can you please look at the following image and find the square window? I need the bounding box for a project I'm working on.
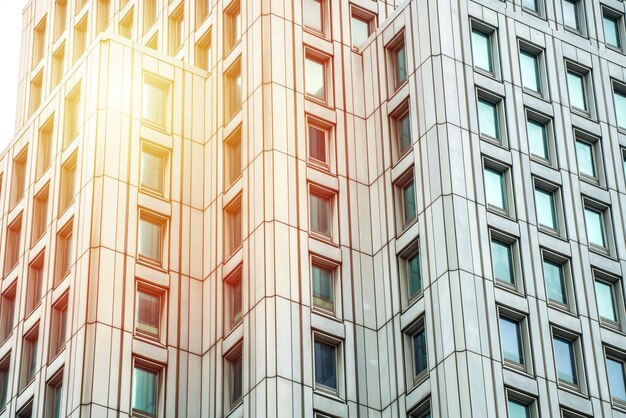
[304,0,324,34]
[490,235,515,286]
[44,370,63,418]
[64,83,81,148]
[142,74,170,130]
[132,362,159,416]
[224,0,241,54]
[0,355,9,411]
[195,30,211,71]
[606,352,626,405]
[73,15,88,63]
[137,212,166,265]
[59,153,77,213]
[54,0,67,41]
[477,95,502,142]
[224,342,243,411]
[311,261,335,313]
[120,8,134,40]
[224,196,243,257]
[566,65,591,114]
[5,214,23,275]
[32,185,49,246]
[613,82,626,131]
[141,142,168,196]
[314,337,338,393]
[26,252,45,316]
[603,8,623,50]
[305,54,328,102]
[29,71,43,117]
[390,101,412,161]
[32,17,46,69]
[20,326,39,390]
[552,330,582,389]
[55,220,73,285]
[471,25,494,74]
[37,116,54,179]
[143,0,157,34]
[224,59,242,121]
[168,4,184,55]
[49,296,68,360]
[0,288,16,343]
[563,0,583,33]
[11,146,28,208]
[136,287,162,339]
[224,127,242,189]
[224,266,243,330]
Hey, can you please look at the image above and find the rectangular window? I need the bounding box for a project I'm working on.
[401,244,422,303]
[96,0,111,33]
[526,113,550,162]
[5,215,23,275]
[37,116,54,179]
[543,256,568,307]
[224,59,242,121]
[45,371,63,418]
[311,262,334,313]
[73,15,87,63]
[314,338,338,392]
[49,297,68,360]
[54,0,67,41]
[132,363,159,416]
[563,0,582,32]
[522,0,539,14]
[307,122,329,167]
[519,45,544,95]
[140,142,168,196]
[59,153,77,213]
[395,171,416,231]
[29,71,43,117]
[606,354,626,405]
[11,146,28,208]
[575,138,597,179]
[0,355,9,411]
[350,8,372,48]
[145,31,158,50]
[55,220,73,285]
[507,394,534,418]
[477,96,501,141]
[20,326,39,390]
[304,0,324,34]
[408,399,431,418]
[490,236,515,286]
[136,288,161,339]
[603,8,623,50]
[224,196,242,257]
[411,326,427,382]
[196,0,209,27]
[499,315,524,366]
[195,30,211,71]
[143,0,157,34]
[138,213,164,265]
[224,342,243,411]
[613,82,626,131]
[32,17,47,69]
[168,4,184,55]
[309,191,332,238]
[305,54,327,102]
[142,74,170,130]
[224,0,241,54]
[595,278,619,325]
[566,66,590,113]
[390,101,411,161]
[224,127,242,189]
[471,26,494,74]
[534,183,559,233]
[584,204,608,251]
[483,165,508,213]
[552,332,580,388]
[51,43,65,91]
[224,267,243,330]
[120,8,134,40]
[26,252,45,316]
[391,37,407,91]
[64,83,81,148]
[0,289,15,343]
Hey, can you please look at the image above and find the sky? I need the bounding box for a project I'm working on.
[0,0,29,151]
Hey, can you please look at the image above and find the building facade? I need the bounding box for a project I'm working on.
[0,0,626,417]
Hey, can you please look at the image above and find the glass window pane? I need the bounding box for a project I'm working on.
[499,316,523,364]
[412,328,427,376]
[607,357,626,401]
[314,340,337,390]
[407,252,422,298]
[544,259,567,305]
[527,118,549,160]
[351,15,370,48]
[141,150,163,192]
[595,280,617,322]
[53,383,63,418]
[478,98,499,139]
[603,14,621,48]
[231,353,242,403]
[395,43,407,87]
[484,167,507,211]
[553,336,578,385]
[142,81,166,127]
[398,112,412,155]
[567,71,587,111]
[304,0,323,33]
[491,238,514,284]
[305,57,326,100]
[563,0,580,30]
[584,207,606,248]
[133,366,157,415]
[310,194,331,237]
[137,291,160,336]
[312,265,334,311]
[520,50,541,92]
[138,218,161,261]
[614,89,626,130]
[308,126,327,163]
[508,399,531,418]
[522,0,538,12]
[535,187,557,230]
[576,140,596,178]
[472,29,493,73]
[403,180,416,224]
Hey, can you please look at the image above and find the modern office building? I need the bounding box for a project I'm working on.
[0,0,626,417]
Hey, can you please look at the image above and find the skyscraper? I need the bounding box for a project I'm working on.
[1,0,626,417]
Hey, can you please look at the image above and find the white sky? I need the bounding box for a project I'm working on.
[0,0,29,151]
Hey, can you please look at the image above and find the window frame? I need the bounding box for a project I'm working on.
[476,89,506,146]
[142,73,171,133]
[349,4,375,49]
[551,327,586,393]
[59,152,78,214]
[497,307,532,374]
[26,250,45,317]
[394,169,417,235]
[131,358,163,418]
[10,146,29,209]
[602,6,624,52]
[541,250,575,313]
[389,99,412,163]
[403,317,428,388]
[224,194,243,258]
[54,218,73,286]
[533,178,565,237]
[482,157,514,218]
[582,198,613,255]
[19,324,39,391]
[310,255,339,316]
[33,184,52,248]
[308,184,336,242]
[312,332,344,398]
[44,368,64,418]
[565,61,594,118]
[518,40,547,98]
[506,388,539,418]
[63,82,81,148]
[604,346,626,410]
[223,57,242,122]
[223,340,244,412]
[470,20,499,78]
[137,210,168,268]
[37,115,54,180]
[4,213,23,276]
[303,0,329,39]
[223,0,242,55]
[525,108,555,166]
[304,48,332,105]
[593,270,624,331]
[521,0,543,18]
[386,31,408,95]
[574,129,603,185]
[306,115,333,172]
[48,293,68,361]
[612,80,626,132]
[489,230,522,293]
[134,282,166,344]
[398,240,423,308]
[562,0,586,36]
[223,265,244,332]
[140,141,170,199]
[224,126,243,190]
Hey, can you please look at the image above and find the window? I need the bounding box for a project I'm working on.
[307,119,330,167]
[142,74,170,130]
[552,330,581,389]
[388,35,407,91]
[522,0,540,14]
[26,252,44,316]
[54,0,67,41]
[32,17,46,69]
[309,190,332,239]
[613,82,626,130]
[73,15,87,63]
[477,95,502,142]
[311,261,334,313]
[534,182,560,233]
[471,24,495,74]
[168,4,184,54]
[595,277,620,326]
[64,83,81,148]
[408,399,432,418]
[0,288,15,342]
[55,220,73,285]
[224,0,241,54]
[304,53,328,102]
[390,101,411,161]
[399,242,422,304]
[499,314,525,367]
[138,212,165,265]
[410,325,427,383]
[75,0,87,14]
[11,146,28,208]
[136,287,162,339]
[350,7,373,48]
[196,0,209,26]
[146,31,158,50]
[583,202,609,251]
[526,112,551,162]
[483,163,510,214]
[51,43,65,91]
[20,326,39,390]
[49,296,68,360]
[563,0,583,33]
[224,342,243,411]
[224,266,243,330]
[29,71,43,117]
[195,30,211,71]
[606,352,626,406]
[140,142,168,196]
[143,0,157,34]
[603,8,623,50]
[575,133,600,181]
[96,0,111,33]
[224,59,242,121]
[45,371,63,418]
[507,392,535,418]
[0,355,9,411]
[224,127,242,189]
[314,337,338,393]
[132,362,159,416]
[395,171,416,232]
[304,0,324,34]
[542,253,570,308]
[224,196,243,257]
[490,235,515,286]
[566,64,591,114]
[5,214,23,275]
[519,44,543,95]
[37,115,54,179]
[119,8,134,40]
[59,153,77,213]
